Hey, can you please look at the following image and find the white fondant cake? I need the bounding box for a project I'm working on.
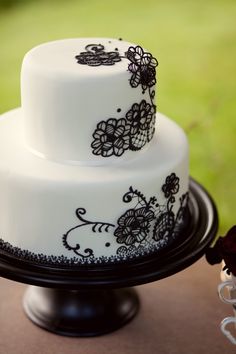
[0,38,189,265]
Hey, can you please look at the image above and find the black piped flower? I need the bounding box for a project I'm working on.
[162,173,180,198]
[91,118,131,157]
[75,44,121,67]
[114,207,155,245]
[126,100,156,134]
[126,46,158,91]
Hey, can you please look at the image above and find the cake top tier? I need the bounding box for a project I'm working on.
[21,38,158,164]
[26,38,139,75]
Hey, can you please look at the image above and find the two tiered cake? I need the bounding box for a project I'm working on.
[0,38,189,265]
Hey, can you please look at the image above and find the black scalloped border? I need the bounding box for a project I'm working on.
[0,224,188,267]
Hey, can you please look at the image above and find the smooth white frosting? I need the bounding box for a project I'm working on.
[0,38,189,264]
[0,109,188,260]
[21,38,153,163]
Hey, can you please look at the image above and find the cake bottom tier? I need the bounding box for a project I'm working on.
[0,109,189,265]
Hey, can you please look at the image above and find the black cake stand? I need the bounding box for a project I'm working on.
[0,178,218,337]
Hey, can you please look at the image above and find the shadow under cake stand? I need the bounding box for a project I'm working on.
[0,178,218,337]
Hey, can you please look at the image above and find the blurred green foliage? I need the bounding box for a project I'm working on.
[0,0,32,10]
[0,0,235,236]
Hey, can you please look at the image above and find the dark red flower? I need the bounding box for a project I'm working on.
[206,226,236,276]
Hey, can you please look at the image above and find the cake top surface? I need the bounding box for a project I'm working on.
[22,38,149,77]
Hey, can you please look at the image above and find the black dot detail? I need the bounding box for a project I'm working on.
[118,38,123,41]
[108,40,112,43]
[117,108,121,112]
[105,242,111,247]
[115,48,118,51]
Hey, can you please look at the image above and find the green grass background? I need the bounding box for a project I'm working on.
[0,0,235,237]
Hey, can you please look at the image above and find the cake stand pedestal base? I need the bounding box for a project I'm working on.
[23,286,139,336]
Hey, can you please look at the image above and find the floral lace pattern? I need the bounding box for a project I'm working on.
[75,44,122,66]
[0,175,188,266]
[91,118,130,157]
[162,173,180,198]
[126,45,158,92]
[126,100,155,134]
[114,207,155,245]
[62,173,189,262]
[91,99,156,156]
[80,42,159,158]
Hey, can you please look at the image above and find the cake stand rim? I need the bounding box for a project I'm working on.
[0,178,218,288]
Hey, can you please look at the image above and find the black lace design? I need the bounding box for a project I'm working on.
[62,173,188,262]
[91,99,156,156]
[0,174,188,266]
[153,173,181,241]
[91,118,131,157]
[62,208,115,259]
[162,173,180,198]
[126,45,158,92]
[0,238,150,266]
[127,100,156,151]
[90,44,158,157]
[75,44,122,66]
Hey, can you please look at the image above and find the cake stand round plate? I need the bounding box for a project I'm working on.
[0,178,218,336]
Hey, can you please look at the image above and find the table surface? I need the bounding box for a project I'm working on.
[0,257,235,354]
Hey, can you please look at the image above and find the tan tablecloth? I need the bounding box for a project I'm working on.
[0,258,234,354]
